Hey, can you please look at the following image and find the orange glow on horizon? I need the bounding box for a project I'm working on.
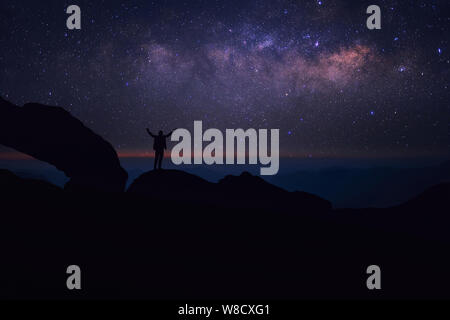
[118,151,172,158]
[0,152,33,160]
[0,150,445,161]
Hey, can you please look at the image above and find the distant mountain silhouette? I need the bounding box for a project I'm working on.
[268,162,450,208]
[332,182,450,243]
[128,169,332,212]
[0,97,127,192]
[397,182,450,213]
[0,168,61,195]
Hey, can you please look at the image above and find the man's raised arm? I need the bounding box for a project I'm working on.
[165,129,177,137]
[146,128,156,137]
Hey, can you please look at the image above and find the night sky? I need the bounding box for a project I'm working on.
[0,0,448,158]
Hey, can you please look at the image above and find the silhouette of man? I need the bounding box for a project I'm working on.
[146,128,175,170]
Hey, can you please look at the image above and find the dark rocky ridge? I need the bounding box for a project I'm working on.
[127,169,332,212]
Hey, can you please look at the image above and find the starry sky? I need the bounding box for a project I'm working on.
[0,0,449,159]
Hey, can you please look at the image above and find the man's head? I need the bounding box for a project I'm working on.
[158,130,163,136]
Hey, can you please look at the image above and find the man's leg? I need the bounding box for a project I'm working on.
[154,151,158,170]
[158,151,163,169]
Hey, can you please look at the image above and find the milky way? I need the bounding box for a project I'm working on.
[0,0,448,158]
